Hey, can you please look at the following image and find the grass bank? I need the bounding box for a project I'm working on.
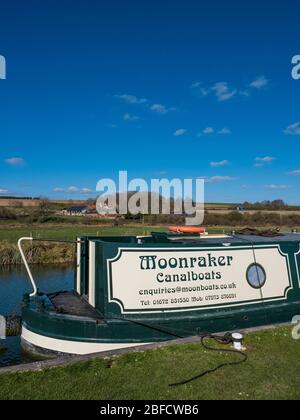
[0,241,75,266]
[0,224,167,243]
[0,326,299,400]
[0,225,166,266]
[0,225,299,266]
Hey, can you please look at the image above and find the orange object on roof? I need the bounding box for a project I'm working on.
[169,226,206,234]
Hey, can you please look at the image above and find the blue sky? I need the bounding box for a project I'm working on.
[0,0,300,203]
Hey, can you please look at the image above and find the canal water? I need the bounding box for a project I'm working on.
[0,265,73,367]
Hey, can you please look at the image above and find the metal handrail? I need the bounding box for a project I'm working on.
[17,237,37,297]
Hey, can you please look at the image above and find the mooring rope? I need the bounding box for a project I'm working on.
[106,315,248,386]
[169,334,248,387]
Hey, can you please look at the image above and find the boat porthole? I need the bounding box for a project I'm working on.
[246,263,267,289]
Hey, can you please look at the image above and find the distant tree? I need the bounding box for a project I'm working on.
[38,198,51,216]
[271,199,286,209]
[242,199,286,210]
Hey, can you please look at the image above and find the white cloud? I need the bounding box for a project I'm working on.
[68,186,80,193]
[250,76,269,89]
[192,77,269,102]
[255,156,276,166]
[123,113,140,122]
[81,188,94,194]
[54,187,94,194]
[288,169,300,175]
[114,94,177,118]
[190,81,202,89]
[240,90,251,97]
[210,160,230,167]
[200,88,210,96]
[198,127,231,137]
[5,157,26,166]
[212,82,238,102]
[205,176,236,183]
[174,129,187,137]
[284,122,300,136]
[218,128,232,135]
[0,188,8,194]
[191,81,237,101]
[203,127,214,134]
[150,104,166,114]
[256,156,275,162]
[114,94,147,105]
[150,104,176,115]
[265,184,291,189]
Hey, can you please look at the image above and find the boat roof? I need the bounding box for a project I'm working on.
[85,231,300,245]
[164,232,300,245]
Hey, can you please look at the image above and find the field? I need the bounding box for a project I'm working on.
[0,225,168,243]
[0,326,299,400]
[0,223,299,243]
[0,224,299,266]
[1,198,300,266]
[207,209,300,216]
[0,224,288,244]
[0,225,169,265]
[0,198,87,208]
[0,199,40,208]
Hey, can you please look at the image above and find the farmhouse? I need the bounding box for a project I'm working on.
[61,206,93,216]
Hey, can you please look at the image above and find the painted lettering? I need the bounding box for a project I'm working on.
[140,253,234,271]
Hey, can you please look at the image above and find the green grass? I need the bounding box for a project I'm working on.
[0,225,241,266]
[0,225,167,243]
[0,224,298,265]
[0,225,238,243]
[0,326,300,400]
[0,225,166,265]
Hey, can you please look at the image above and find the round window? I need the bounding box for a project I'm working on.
[246,264,266,289]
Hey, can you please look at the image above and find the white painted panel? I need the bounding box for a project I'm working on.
[22,327,149,355]
[107,245,291,314]
[89,241,96,307]
[76,239,81,294]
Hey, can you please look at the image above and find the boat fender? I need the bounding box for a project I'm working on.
[5,315,22,337]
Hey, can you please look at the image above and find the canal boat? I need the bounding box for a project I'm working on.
[19,230,300,356]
